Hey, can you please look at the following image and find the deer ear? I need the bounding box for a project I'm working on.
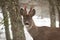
[29,9,36,16]
[20,8,24,15]
[32,9,35,16]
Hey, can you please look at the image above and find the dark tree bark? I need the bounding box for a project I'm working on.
[55,0,60,28]
[0,0,11,40]
[2,7,11,40]
[57,6,60,27]
[48,0,56,28]
[8,0,25,40]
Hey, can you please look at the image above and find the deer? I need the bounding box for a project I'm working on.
[20,6,60,40]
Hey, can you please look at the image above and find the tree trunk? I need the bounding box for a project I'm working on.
[8,0,25,40]
[48,0,56,28]
[1,1,11,40]
[55,0,60,28]
[57,7,60,27]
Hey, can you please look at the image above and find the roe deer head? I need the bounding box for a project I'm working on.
[20,7,35,29]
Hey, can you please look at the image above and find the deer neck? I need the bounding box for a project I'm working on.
[27,19,38,38]
[32,20,37,28]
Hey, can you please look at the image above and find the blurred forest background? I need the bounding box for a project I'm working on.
[0,0,60,40]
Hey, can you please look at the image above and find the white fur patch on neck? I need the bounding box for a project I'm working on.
[24,25,30,30]
[24,26,33,40]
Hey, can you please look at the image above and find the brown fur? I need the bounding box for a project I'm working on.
[20,7,60,40]
[28,25,60,40]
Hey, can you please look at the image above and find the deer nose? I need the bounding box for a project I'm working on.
[25,21,29,25]
[25,23,29,25]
